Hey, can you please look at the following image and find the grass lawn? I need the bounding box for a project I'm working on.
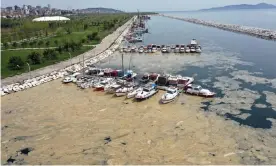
[1,46,93,78]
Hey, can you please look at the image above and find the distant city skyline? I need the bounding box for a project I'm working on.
[1,0,276,11]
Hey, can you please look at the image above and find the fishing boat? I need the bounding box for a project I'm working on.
[180,45,185,53]
[115,84,135,97]
[168,75,181,86]
[185,84,215,97]
[166,45,171,53]
[140,73,150,83]
[147,44,152,53]
[196,46,202,53]
[152,44,157,53]
[177,77,194,88]
[149,73,160,83]
[156,74,169,86]
[157,45,161,51]
[127,87,143,99]
[62,72,80,84]
[161,87,180,104]
[138,46,144,53]
[185,46,191,53]
[135,83,158,100]
[94,78,113,91]
[104,82,122,94]
[190,46,196,53]
[175,44,180,53]
[161,47,167,53]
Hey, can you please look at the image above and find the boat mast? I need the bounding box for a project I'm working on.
[121,53,124,74]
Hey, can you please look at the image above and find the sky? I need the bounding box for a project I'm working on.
[1,0,276,12]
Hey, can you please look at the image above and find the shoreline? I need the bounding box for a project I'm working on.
[1,17,135,86]
[159,14,276,41]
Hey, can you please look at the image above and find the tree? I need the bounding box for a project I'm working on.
[63,42,70,51]
[27,52,42,64]
[84,24,88,30]
[45,41,50,47]
[56,46,63,54]
[8,56,24,70]
[38,40,44,47]
[32,40,37,47]
[66,28,71,34]
[43,49,58,60]
[91,32,98,38]
[45,30,48,37]
[12,42,18,48]
[76,42,82,50]
[21,41,27,48]
[95,36,100,42]
[3,42,9,49]
[54,40,58,46]
[81,38,86,43]
[69,41,76,52]
[29,41,34,47]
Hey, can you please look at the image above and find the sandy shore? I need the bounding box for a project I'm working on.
[1,79,246,164]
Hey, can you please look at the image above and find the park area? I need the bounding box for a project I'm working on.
[1,13,133,78]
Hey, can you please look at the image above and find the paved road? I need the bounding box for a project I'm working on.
[1,18,134,86]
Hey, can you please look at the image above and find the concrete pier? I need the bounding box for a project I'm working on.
[159,14,276,41]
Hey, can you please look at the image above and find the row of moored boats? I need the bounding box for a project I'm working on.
[121,39,202,53]
[62,68,215,104]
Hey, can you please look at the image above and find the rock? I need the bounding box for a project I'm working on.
[175,121,184,128]
[147,140,151,145]
[255,154,268,162]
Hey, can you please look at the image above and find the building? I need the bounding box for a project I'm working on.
[32,16,70,22]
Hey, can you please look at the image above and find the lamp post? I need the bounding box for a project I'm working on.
[69,53,72,66]
[26,62,31,78]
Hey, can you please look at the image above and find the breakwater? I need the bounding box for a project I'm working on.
[1,17,136,96]
[159,14,276,41]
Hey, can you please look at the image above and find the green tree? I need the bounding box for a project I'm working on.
[38,40,44,47]
[83,24,89,31]
[12,42,18,48]
[54,40,58,46]
[81,38,86,43]
[21,41,28,48]
[56,46,63,54]
[3,42,9,49]
[32,40,37,47]
[8,56,24,70]
[27,52,42,64]
[43,49,58,60]
[66,28,71,34]
[45,41,50,47]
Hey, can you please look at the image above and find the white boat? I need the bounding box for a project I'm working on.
[168,75,181,86]
[177,77,194,88]
[161,87,179,104]
[175,45,180,53]
[185,46,191,53]
[152,44,157,53]
[104,82,122,94]
[179,45,185,53]
[185,84,215,97]
[127,87,143,99]
[196,46,202,53]
[190,46,196,53]
[161,47,167,53]
[62,72,80,84]
[191,39,198,45]
[135,83,158,100]
[138,47,144,53]
[115,85,134,96]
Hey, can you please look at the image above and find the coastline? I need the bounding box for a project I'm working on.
[159,14,276,41]
[1,17,135,86]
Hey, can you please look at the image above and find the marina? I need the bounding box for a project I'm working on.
[2,10,276,165]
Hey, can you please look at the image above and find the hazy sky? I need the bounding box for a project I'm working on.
[1,0,276,11]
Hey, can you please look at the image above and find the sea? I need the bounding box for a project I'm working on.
[98,9,276,129]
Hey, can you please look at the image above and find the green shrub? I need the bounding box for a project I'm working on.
[8,56,24,70]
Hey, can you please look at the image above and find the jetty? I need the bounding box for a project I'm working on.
[159,14,276,41]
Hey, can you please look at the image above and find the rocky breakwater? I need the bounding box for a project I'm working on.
[1,17,136,96]
[159,14,276,41]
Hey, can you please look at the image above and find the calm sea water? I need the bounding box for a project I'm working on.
[163,9,276,30]
[99,11,276,129]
